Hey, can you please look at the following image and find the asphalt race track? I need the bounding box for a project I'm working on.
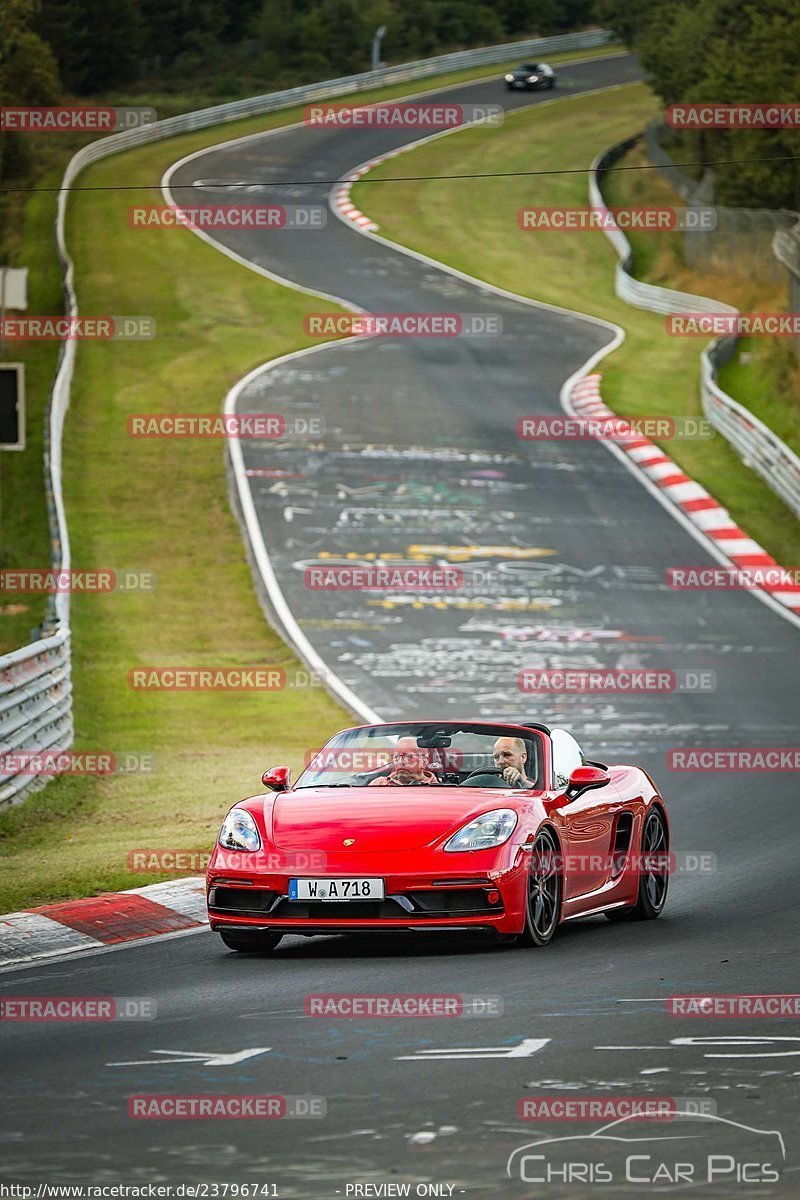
[3,53,800,1197]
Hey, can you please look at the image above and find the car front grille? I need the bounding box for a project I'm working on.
[210,886,502,920]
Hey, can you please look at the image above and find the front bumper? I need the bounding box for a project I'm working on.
[207,860,527,936]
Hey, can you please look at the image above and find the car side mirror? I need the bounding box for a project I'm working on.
[262,765,291,792]
[565,765,610,799]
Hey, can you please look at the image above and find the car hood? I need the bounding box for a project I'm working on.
[268,787,521,852]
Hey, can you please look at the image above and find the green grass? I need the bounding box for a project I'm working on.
[0,151,352,909]
[716,341,800,456]
[0,169,64,651]
[0,43,621,658]
[0,45,627,911]
[0,109,359,910]
[599,140,800,463]
[352,81,800,569]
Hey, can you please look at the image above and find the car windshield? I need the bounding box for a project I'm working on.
[295,722,543,790]
[520,63,540,71]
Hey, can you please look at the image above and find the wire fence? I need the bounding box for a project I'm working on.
[773,221,800,356]
[591,139,800,522]
[643,120,798,286]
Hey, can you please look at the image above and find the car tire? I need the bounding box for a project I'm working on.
[605,808,669,922]
[515,827,562,946]
[219,930,283,954]
[547,78,555,89]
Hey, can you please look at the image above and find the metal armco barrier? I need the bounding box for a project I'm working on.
[0,633,73,807]
[0,28,613,808]
[591,140,800,521]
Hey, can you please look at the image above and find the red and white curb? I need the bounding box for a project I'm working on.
[571,374,800,613]
[331,144,417,233]
[331,166,379,232]
[0,878,207,968]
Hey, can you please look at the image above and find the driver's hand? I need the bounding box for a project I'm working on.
[502,765,523,787]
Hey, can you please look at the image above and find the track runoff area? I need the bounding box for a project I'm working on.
[3,51,799,1200]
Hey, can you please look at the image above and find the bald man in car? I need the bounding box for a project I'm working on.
[493,735,535,788]
[369,736,441,786]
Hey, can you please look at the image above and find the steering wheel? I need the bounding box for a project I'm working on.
[462,767,520,787]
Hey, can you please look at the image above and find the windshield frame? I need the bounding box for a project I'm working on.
[294,720,547,791]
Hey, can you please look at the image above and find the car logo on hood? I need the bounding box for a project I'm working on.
[343,838,355,846]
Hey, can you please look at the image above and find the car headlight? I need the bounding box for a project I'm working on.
[218,808,261,852]
[528,75,539,83]
[504,74,514,81]
[444,809,518,852]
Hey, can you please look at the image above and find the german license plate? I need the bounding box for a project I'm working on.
[288,877,385,901]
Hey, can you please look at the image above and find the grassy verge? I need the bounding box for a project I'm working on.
[352,82,800,569]
[0,44,621,658]
[0,131,352,910]
[0,171,63,650]
[0,44,626,910]
[601,140,800,460]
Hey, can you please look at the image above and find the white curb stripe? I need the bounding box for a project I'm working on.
[570,377,800,614]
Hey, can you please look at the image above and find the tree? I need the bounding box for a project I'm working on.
[53,0,143,92]
[0,0,61,176]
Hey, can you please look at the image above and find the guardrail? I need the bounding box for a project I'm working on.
[0,636,73,807]
[590,139,800,521]
[0,28,614,807]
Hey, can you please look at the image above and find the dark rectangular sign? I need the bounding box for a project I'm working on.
[0,363,24,450]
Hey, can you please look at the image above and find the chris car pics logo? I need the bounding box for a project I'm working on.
[506,1112,784,1186]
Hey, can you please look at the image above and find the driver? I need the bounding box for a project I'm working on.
[369,736,441,786]
[492,736,535,788]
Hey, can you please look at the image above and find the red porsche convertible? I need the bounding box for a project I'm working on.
[206,720,669,953]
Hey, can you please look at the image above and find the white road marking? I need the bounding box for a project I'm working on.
[396,1037,549,1061]
[597,1036,800,1060]
[672,1036,800,1059]
[107,1047,271,1067]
